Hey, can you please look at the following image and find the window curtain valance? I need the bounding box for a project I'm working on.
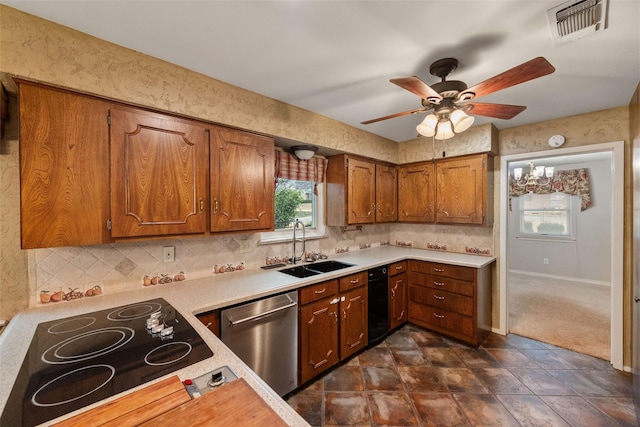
[275,150,328,194]
[508,168,592,211]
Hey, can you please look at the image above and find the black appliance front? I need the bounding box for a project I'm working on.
[1,298,212,427]
[367,265,389,345]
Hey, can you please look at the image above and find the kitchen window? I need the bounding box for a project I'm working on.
[260,178,326,243]
[518,192,576,240]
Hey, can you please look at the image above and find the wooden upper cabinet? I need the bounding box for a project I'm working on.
[210,126,274,233]
[397,162,435,223]
[19,81,112,249]
[326,154,396,227]
[435,154,492,226]
[375,165,397,222]
[109,107,209,238]
[347,158,376,224]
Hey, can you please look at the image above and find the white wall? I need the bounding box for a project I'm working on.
[508,154,612,284]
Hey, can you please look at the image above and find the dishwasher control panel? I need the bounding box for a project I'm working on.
[183,365,238,398]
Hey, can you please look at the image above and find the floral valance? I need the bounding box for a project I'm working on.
[508,168,592,211]
[275,150,328,194]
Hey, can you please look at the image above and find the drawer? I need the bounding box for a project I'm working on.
[408,285,474,317]
[299,279,338,305]
[408,302,474,338]
[389,261,407,276]
[409,260,475,282]
[410,272,474,297]
[339,271,367,292]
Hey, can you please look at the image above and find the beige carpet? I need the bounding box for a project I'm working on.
[508,272,610,361]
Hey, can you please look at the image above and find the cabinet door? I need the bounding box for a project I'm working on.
[19,82,111,248]
[375,165,397,222]
[389,272,408,330]
[398,162,435,223]
[300,298,339,384]
[347,158,375,224]
[340,287,368,359]
[110,107,208,237]
[435,155,485,225]
[210,126,274,232]
[197,311,220,338]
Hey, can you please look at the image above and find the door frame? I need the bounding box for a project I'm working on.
[499,140,624,370]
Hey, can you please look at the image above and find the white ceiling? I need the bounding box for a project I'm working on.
[3,0,639,142]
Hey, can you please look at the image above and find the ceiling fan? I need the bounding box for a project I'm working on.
[362,57,555,139]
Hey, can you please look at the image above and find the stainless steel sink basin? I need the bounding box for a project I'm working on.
[279,260,354,278]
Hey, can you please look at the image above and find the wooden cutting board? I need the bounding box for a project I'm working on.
[139,378,288,427]
[53,375,287,427]
[53,375,191,427]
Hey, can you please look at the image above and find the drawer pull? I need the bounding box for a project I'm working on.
[395,266,403,271]
[314,288,326,295]
[350,279,360,284]
[433,313,445,319]
[433,294,445,300]
[434,281,445,286]
[433,268,445,272]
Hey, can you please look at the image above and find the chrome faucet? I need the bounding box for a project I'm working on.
[291,219,306,264]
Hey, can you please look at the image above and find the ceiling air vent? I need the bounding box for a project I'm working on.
[547,0,608,45]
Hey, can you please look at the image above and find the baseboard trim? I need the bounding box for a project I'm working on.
[509,269,611,287]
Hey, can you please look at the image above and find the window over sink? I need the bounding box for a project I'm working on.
[260,179,326,243]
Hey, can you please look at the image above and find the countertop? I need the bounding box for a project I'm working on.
[0,246,495,426]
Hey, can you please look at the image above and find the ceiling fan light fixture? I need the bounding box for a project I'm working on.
[434,120,454,140]
[450,109,475,133]
[416,113,438,137]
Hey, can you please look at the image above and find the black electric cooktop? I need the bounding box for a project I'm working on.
[1,298,213,427]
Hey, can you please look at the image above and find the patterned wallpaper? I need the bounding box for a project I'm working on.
[0,5,633,328]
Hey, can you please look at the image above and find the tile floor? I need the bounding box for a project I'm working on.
[285,325,638,426]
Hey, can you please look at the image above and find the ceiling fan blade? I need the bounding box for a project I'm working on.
[461,57,555,100]
[390,76,442,101]
[466,102,527,120]
[361,107,429,124]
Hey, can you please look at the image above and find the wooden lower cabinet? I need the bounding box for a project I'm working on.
[340,286,368,359]
[389,272,408,330]
[299,295,340,384]
[389,261,408,331]
[299,274,368,384]
[196,310,220,338]
[407,260,492,346]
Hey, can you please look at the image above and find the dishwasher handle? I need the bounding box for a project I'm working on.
[228,298,297,326]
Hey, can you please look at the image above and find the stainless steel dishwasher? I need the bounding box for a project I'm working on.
[220,290,298,396]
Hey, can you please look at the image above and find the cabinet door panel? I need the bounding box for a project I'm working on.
[340,287,368,359]
[110,108,208,237]
[347,158,375,224]
[210,127,274,232]
[300,299,339,384]
[436,156,485,224]
[375,165,397,222]
[398,163,435,223]
[19,82,111,248]
[389,272,407,330]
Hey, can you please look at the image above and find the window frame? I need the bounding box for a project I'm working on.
[259,181,327,244]
[516,192,577,242]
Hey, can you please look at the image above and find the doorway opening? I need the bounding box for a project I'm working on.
[499,141,624,370]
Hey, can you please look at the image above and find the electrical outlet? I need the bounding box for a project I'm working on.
[163,246,175,263]
[543,258,549,265]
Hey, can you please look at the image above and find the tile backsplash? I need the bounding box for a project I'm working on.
[27,222,493,307]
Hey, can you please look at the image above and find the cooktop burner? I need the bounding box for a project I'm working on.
[1,298,213,427]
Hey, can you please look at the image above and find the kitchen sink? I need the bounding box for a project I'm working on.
[279,260,354,278]
[304,260,354,273]
[278,265,321,278]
